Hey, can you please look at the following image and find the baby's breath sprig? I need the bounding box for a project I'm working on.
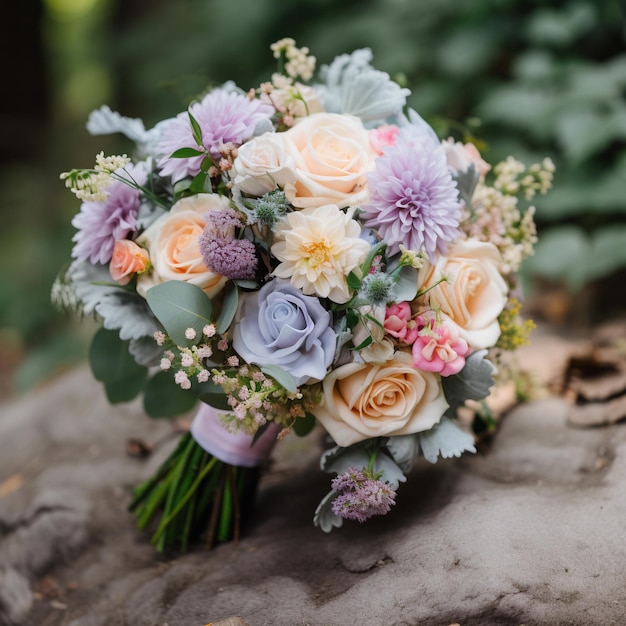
[270,37,316,84]
[211,364,317,436]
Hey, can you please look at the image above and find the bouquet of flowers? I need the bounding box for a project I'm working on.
[54,38,554,552]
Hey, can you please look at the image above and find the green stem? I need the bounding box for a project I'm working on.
[150,457,218,545]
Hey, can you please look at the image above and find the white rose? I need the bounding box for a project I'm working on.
[136,194,229,298]
[416,238,508,349]
[230,133,296,197]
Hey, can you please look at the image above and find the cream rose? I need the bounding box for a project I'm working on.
[416,238,508,349]
[136,194,229,298]
[230,133,296,197]
[313,351,448,447]
[281,112,374,209]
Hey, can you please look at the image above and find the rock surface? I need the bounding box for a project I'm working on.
[1,325,625,626]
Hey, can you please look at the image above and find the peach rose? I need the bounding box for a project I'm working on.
[281,112,374,209]
[109,239,150,285]
[136,194,229,298]
[416,238,508,349]
[230,133,296,197]
[313,351,448,447]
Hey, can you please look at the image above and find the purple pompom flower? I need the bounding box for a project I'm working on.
[360,135,462,261]
[201,237,258,280]
[157,88,274,183]
[71,163,145,264]
[330,466,396,523]
[198,207,258,280]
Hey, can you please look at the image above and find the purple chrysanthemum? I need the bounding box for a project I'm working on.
[360,135,462,261]
[330,467,396,523]
[199,231,257,280]
[157,88,274,183]
[71,163,145,264]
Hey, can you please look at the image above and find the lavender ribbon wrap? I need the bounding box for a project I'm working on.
[190,403,280,467]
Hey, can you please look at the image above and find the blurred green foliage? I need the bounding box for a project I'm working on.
[1,0,624,394]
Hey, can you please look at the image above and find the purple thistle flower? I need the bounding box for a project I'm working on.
[71,163,145,264]
[200,236,257,280]
[330,466,397,523]
[157,88,274,183]
[360,135,462,261]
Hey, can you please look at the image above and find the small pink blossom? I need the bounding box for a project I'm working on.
[185,327,197,340]
[197,370,210,383]
[153,331,166,346]
[181,353,194,367]
[369,125,399,156]
[174,371,191,389]
[412,316,470,377]
[203,324,216,338]
[384,302,419,345]
[160,358,172,371]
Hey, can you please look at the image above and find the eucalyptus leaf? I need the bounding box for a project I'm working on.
[146,281,213,346]
[292,412,316,437]
[143,370,198,418]
[89,327,148,404]
[313,490,343,533]
[196,382,231,411]
[216,283,238,335]
[260,364,297,394]
[418,417,476,464]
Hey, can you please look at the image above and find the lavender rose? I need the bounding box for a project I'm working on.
[232,279,336,386]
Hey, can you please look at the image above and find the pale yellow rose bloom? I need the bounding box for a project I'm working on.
[136,194,229,298]
[416,238,508,349]
[281,112,374,209]
[313,351,448,447]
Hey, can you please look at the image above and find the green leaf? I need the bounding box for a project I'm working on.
[261,364,297,394]
[351,334,373,351]
[89,327,148,403]
[216,283,238,335]
[293,412,316,437]
[189,171,208,194]
[188,109,203,146]
[146,281,213,346]
[173,179,192,195]
[346,271,362,291]
[196,382,232,411]
[105,374,147,404]
[143,370,197,418]
[169,147,204,158]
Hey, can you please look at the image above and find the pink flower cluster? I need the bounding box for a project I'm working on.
[384,303,470,377]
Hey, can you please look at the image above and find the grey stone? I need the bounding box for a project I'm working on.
[1,332,625,626]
